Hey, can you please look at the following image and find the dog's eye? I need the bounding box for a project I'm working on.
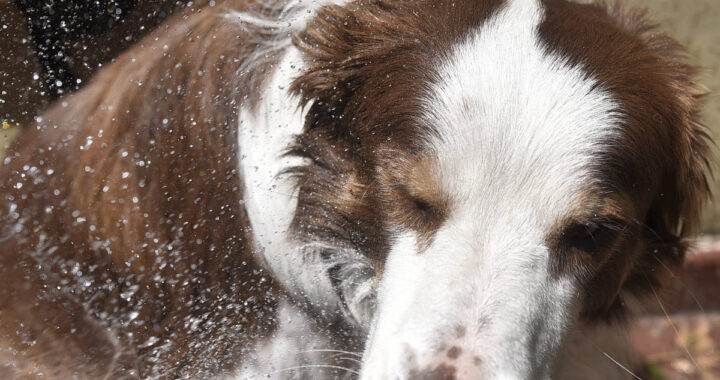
[396,184,441,220]
[387,184,448,244]
[561,220,619,254]
[412,197,435,217]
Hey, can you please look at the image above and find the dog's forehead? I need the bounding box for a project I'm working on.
[416,0,621,223]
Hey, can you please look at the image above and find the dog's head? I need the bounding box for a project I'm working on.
[288,0,710,377]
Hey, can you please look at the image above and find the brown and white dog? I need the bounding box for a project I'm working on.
[0,0,711,379]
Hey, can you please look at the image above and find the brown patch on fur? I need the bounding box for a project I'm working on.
[446,346,462,360]
[285,132,389,263]
[547,196,634,277]
[454,325,467,338]
[473,356,482,366]
[0,1,284,378]
[539,0,712,321]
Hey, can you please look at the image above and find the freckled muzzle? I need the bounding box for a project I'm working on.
[357,230,574,380]
[360,340,490,380]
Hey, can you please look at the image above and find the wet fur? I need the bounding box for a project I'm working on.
[0,0,711,378]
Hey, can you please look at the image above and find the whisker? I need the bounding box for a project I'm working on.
[648,281,699,368]
[627,217,662,242]
[299,349,363,357]
[632,216,708,314]
[264,364,360,376]
[601,352,643,380]
[585,332,643,380]
[338,356,363,365]
[650,253,706,314]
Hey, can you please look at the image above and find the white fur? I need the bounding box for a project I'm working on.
[362,0,623,378]
[226,0,349,34]
[236,0,354,314]
[238,46,327,303]
[235,1,359,378]
[231,301,351,380]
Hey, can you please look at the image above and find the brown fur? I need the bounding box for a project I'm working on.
[378,155,450,251]
[0,1,283,378]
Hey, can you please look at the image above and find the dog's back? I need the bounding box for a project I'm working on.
[0,1,283,378]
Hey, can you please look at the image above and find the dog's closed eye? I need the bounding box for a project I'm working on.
[559,219,624,255]
[551,218,626,276]
[411,196,438,219]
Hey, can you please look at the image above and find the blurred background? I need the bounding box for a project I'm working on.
[0,0,719,378]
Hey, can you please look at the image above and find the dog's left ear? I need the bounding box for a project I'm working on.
[609,4,712,240]
[604,4,713,311]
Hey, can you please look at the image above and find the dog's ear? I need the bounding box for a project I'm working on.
[289,2,378,98]
[289,3,360,125]
[604,4,712,307]
[608,3,711,240]
[575,3,713,320]
[290,2,399,136]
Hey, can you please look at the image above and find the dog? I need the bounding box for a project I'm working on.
[0,0,711,378]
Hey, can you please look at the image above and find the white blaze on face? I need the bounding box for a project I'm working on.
[362,0,620,378]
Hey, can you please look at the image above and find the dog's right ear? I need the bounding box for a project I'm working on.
[609,3,712,240]
[593,2,713,319]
